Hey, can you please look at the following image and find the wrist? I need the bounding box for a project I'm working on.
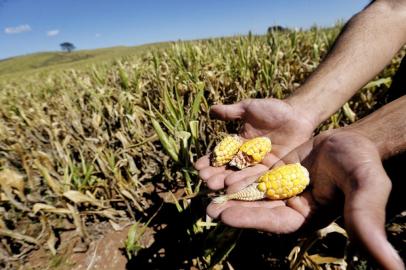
[342,96,406,160]
[316,128,383,161]
[284,89,323,132]
[343,124,392,160]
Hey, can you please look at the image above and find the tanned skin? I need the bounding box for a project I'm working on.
[196,0,406,190]
[206,97,406,270]
[195,0,406,269]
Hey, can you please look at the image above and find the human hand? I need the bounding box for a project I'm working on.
[195,98,315,190]
[206,131,404,270]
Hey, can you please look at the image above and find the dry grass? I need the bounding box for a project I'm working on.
[0,25,404,269]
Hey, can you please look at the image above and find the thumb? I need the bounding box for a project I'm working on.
[270,139,314,168]
[344,164,404,270]
[210,102,246,121]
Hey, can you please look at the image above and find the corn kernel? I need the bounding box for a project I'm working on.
[266,189,275,197]
[258,163,310,200]
[211,135,243,167]
[212,163,310,203]
[229,136,272,169]
[257,182,267,192]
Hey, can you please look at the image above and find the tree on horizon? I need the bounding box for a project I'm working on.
[60,42,76,53]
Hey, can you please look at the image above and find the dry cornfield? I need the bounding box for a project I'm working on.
[0,25,404,269]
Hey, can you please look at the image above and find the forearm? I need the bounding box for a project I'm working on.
[287,0,406,129]
[345,96,406,159]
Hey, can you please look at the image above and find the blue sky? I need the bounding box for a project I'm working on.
[0,0,368,60]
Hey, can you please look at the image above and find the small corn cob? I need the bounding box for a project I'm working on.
[229,136,272,169]
[211,135,243,167]
[213,163,310,203]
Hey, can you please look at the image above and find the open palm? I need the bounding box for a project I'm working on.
[206,131,403,270]
[195,98,315,190]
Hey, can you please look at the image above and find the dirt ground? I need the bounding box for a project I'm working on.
[23,222,155,270]
[21,153,406,269]
[20,211,406,270]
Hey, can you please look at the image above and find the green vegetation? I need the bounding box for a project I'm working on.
[0,43,168,79]
[0,26,404,269]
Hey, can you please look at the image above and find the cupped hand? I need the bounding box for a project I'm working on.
[206,131,404,270]
[195,98,315,190]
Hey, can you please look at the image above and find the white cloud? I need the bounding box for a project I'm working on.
[4,24,31,34]
[95,33,101,38]
[47,29,59,37]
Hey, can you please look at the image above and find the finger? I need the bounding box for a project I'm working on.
[272,140,314,169]
[285,191,314,220]
[199,166,227,181]
[226,173,261,194]
[268,144,297,163]
[207,200,286,219]
[261,152,280,168]
[206,171,233,190]
[223,152,278,187]
[220,205,305,234]
[194,155,211,170]
[224,164,268,186]
[344,163,404,270]
[210,102,246,121]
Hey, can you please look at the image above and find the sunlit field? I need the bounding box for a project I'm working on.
[0,25,404,269]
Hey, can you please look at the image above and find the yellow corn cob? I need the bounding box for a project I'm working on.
[211,135,243,167]
[213,163,309,203]
[229,136,272,169]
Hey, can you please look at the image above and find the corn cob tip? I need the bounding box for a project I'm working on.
[212,195,229,204]
[213,183,266,203]
[211,134,243,167]
[228,152,249,169]
[229,136,272,169]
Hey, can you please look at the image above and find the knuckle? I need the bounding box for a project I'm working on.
[198,169,211,181]
[206,177,224,191]
[318,130,374,155]
[224,174,235,186]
